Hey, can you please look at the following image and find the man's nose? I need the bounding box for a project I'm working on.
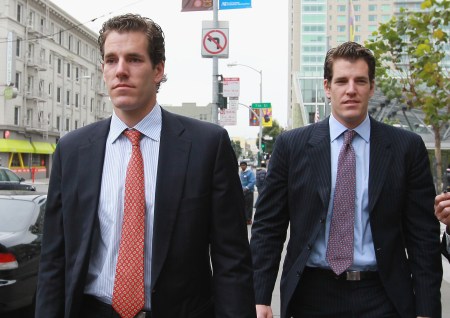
[116,59,128,78]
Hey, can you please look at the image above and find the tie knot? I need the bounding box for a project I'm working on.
[123,129,141,146]
[343,130,356,145]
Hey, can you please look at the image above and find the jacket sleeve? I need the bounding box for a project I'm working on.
[35,144,65,318]
[210,129,256,318]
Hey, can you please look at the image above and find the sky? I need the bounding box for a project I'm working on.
[49,0,289,138]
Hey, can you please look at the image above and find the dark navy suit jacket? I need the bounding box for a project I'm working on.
[36,109,256,318]
[251,117,442,318]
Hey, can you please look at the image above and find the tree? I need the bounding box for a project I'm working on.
[256,119,285,154]
[365,0,450,191]
[231,140,243,161]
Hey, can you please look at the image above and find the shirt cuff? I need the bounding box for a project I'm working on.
[446,231,450,253]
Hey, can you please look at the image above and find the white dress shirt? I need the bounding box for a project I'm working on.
[84,104,162,310]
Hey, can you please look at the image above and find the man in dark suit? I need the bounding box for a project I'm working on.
[36,14,255,318]
[250,42,442,318]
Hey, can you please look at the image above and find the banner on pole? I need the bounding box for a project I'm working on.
[181,0,213,12]
[220,0,252,10]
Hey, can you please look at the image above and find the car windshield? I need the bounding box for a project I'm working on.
[0,199,35,232]
[0,169,21,182]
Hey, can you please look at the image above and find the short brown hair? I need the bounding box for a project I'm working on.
[98,13,167,91]
[324,41,375,86]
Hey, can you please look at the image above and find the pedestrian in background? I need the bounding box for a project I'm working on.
[36,13,256,318]
[250,41,442,318]
[240,161,256,225]
[256,162,267,194]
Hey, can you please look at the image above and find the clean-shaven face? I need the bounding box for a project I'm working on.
[102,31,164,124]
[324,58,374,129]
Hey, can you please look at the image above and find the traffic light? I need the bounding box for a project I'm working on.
[218,77,227,109]
[261,142,266,152]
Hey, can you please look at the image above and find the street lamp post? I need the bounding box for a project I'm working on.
[227,62,263,165]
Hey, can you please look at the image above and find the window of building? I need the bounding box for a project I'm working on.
[15,72,21,90]
[27,10,35,28]
[65,118,70,131]
[303,14,327,23]
[77,40,81,55]
[381,4,391,12]
[14,107,20,125]
[66,90,70,106]
[368,4,377,11]
[355,15,361,22]
[75,67,79,81]
[337,5,346,12]
[368,15,377,22]
[68,35,73,51]
[58,29,63,45]
[26,109,32,126]
[67,63,71,78]
[90,98,94,113]
[368,25,378,32]
[337,15,346,23]
[354,5,361,11]
[16,3,23,23]
[381,15,391,22]
[57,58,62,74]
[27,43,34,61]
[56,116,61,131]
[74,120,78,130]
[48,52,52,65]
[40,17,46,33]
[27,76,33,95]
[337,25,346,32]
[75,93,79,108]
[48,83,52,96]
[15,37,22,57]
[354,35,361,42]
[57,87,61,103]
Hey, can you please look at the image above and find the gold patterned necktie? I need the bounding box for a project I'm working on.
[112,129,145,318]
[326,130,356,275]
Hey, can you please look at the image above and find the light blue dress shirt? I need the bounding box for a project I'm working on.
[307,114,377,271]
[84,104,162,310]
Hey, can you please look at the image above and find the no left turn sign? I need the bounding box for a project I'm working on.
[201,28,229,58]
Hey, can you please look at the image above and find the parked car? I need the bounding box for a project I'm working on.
[0,167,36,191]
[0,191,47,314]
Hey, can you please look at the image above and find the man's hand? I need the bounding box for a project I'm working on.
[435,192,450,227]
[256,304,273,318]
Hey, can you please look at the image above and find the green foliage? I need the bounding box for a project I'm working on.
[365,0,450,190]
[230,140,243,161]
[257,119,285,154]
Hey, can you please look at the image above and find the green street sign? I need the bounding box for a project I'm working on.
[251,102,271,109]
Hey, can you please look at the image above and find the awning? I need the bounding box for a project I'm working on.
[0,139,34,153]
[32,141,55,154]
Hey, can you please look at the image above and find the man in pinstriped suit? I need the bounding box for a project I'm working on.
[250,42,442,318]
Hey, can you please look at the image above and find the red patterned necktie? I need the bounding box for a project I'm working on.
[112,129,145,318]
[326,130,356,275]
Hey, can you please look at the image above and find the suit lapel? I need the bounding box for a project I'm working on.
[307,119,332,209]
[77,119,110,243]
[151,110,191,289]
[368,118,392,213]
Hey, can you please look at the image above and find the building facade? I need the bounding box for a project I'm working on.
[0,0,111,178]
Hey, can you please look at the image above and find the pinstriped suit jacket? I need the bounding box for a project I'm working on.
[250,116,442,318]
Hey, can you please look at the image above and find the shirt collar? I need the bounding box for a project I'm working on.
[329,113,370,143]
[108,103,162,144]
